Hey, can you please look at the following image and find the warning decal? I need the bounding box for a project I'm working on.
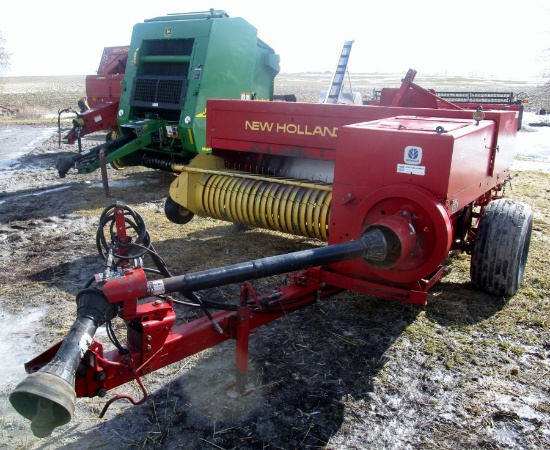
[397,164,426,176]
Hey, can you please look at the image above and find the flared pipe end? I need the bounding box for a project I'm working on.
[9,372,76,438]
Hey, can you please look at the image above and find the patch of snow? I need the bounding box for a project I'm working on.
[512,112,550,171]
[0,127,57,169]
[88,178,161,188]
[0,309,46,388]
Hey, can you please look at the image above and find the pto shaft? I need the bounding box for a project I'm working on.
[160,228,388,294]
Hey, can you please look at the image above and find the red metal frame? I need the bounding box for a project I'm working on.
[20,206,337,401]
[86,46,129,107]
[65,102,120,145]
[368,69,524,130]
[24,266,341,403]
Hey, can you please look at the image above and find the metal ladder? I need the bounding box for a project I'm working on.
[323,40,354,104]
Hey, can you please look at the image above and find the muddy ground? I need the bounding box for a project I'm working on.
[0,75,549,449]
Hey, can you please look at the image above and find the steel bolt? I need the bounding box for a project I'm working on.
[95,371,107,382]
[97,388,107,398]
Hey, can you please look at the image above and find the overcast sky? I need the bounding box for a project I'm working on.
[1,0,549,79]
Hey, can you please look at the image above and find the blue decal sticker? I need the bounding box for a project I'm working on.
[404,146,422,165]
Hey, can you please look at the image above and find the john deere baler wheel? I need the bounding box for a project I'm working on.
[165,195,195,225]
[470,199,533,297]
[109,159,127,170]
[106,129,126,170]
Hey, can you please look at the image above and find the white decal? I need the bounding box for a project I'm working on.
[79,333,93,358]
[150,280,166,295]
[397,164,426,176]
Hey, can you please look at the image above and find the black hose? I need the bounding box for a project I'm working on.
[106,321,128,354]
[96,204,148,260]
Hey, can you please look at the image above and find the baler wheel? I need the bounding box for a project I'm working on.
[106,130,119,142]
[470,199,533,297]
[106,130,126,170]
[109,159,127,170]
[165,195,195,225]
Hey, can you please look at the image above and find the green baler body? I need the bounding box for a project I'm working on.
[114,10,279,162]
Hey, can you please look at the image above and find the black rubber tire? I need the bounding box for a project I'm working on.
[470,199,533,297]
[165,196,195,225]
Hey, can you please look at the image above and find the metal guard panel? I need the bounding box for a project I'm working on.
[130,75,187,110]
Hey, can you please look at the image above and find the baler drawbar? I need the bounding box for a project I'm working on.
[9,203,388,437]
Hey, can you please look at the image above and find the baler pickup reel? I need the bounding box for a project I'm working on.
[9,203,391,438]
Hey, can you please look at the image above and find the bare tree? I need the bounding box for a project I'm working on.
[0,32,11,75]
